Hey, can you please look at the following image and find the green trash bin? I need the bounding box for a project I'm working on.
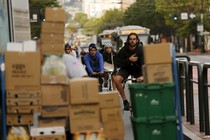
[128,83,176,119]
[130,116,177,140]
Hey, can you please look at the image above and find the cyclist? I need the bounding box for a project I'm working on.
[113,32,144,111]
[64,43,77,58]
[102,43,117,88]
[83,43,104,91]
[63,45,88,78]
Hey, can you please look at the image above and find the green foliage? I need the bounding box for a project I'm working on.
[74,12,88,27]
[82,18,100,35]
[96,9,124,33]
[155,0,210,36]
[123,0,172,36]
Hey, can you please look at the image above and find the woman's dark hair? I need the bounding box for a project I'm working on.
[126,32,140,46]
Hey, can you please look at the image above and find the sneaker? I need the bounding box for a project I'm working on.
[123,100,130,111]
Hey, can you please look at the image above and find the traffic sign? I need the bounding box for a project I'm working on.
[181,13,188,20]
[189,13,196,19]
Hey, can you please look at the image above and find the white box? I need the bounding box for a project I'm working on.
[6,42,23,52]
[30,126,65,136]
[23,40,36,52]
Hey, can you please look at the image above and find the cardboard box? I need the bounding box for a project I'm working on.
[6,90,41,98]
[100,107,122,123]
[41,75,68,85]
[143,43,172,64]
[39,117,67,127]
[7,105,41,114]
[7,114,33,125]
[69,117,101,133]
[69,78,99,104]
[41,22,65,34]
[106,136,124,140]
[41,85,69,106]
[7,98,41,106]
[45,7,67,22]
[41,33,64,44]
[31,135,66,140]
[143,63,173,84]
[69,104,99,119]
[99,92,121,108]
[42,106,68,117]
[5,51,41,90]
[103,121,124,138]
[30,126,65,136]
[41,43,64,55]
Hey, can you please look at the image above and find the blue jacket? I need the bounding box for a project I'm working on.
[84,51,104,74]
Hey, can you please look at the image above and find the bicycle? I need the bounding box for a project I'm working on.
[122,76,143,115]
[102,70,113,92]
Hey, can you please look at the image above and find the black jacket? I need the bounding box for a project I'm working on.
[102,51,117,65]
[116,44,144,76]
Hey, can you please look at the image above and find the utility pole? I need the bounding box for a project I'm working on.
[199,0,204,53]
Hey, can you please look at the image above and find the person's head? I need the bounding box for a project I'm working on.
[64,43,71,54]
[89,43,97,56]
[104,43,113,53]
[126,33,140,49]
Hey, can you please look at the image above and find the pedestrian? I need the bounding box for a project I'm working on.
[113,32,144,111]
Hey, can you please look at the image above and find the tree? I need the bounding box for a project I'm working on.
[96,9,124,33]
[29,0,60,38]
[123,0,172,37]
[74,12,88,28]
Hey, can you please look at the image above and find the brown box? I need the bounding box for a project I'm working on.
[41,43,64,55]
[69,104,99,119]
[100,107,122,123]
[5,51,41,90]
[42,106,68,117]
[41,33,64,44]
[7,114,33,125]
[7,98,41,106]
[69,117,101,133]
[99,92,121,108]
[106,136,124,140]
[103,121,125,138]
[39,117,67,127]
[41,75,68,85]
[41,22,65,34]
[31,135,66,140]
[6,90,41,98]
[143,63,173,84]
[143,43,172,64]
[45,7,67,23]
[69,78,99,104]
[41,85,69,106]
[7,105,41,114]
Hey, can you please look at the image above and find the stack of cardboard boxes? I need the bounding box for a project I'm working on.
[143,43,173,84]
[69,78,101,133]
[31,7,68,140]
[99,92,125,140]
[41,7,66,55]
[5,45,41,126]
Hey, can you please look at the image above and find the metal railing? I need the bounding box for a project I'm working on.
[176,56,210,135]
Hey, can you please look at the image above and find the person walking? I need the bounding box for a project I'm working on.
[113,32,144,110]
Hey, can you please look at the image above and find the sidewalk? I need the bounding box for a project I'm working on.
[181,68,210,140]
